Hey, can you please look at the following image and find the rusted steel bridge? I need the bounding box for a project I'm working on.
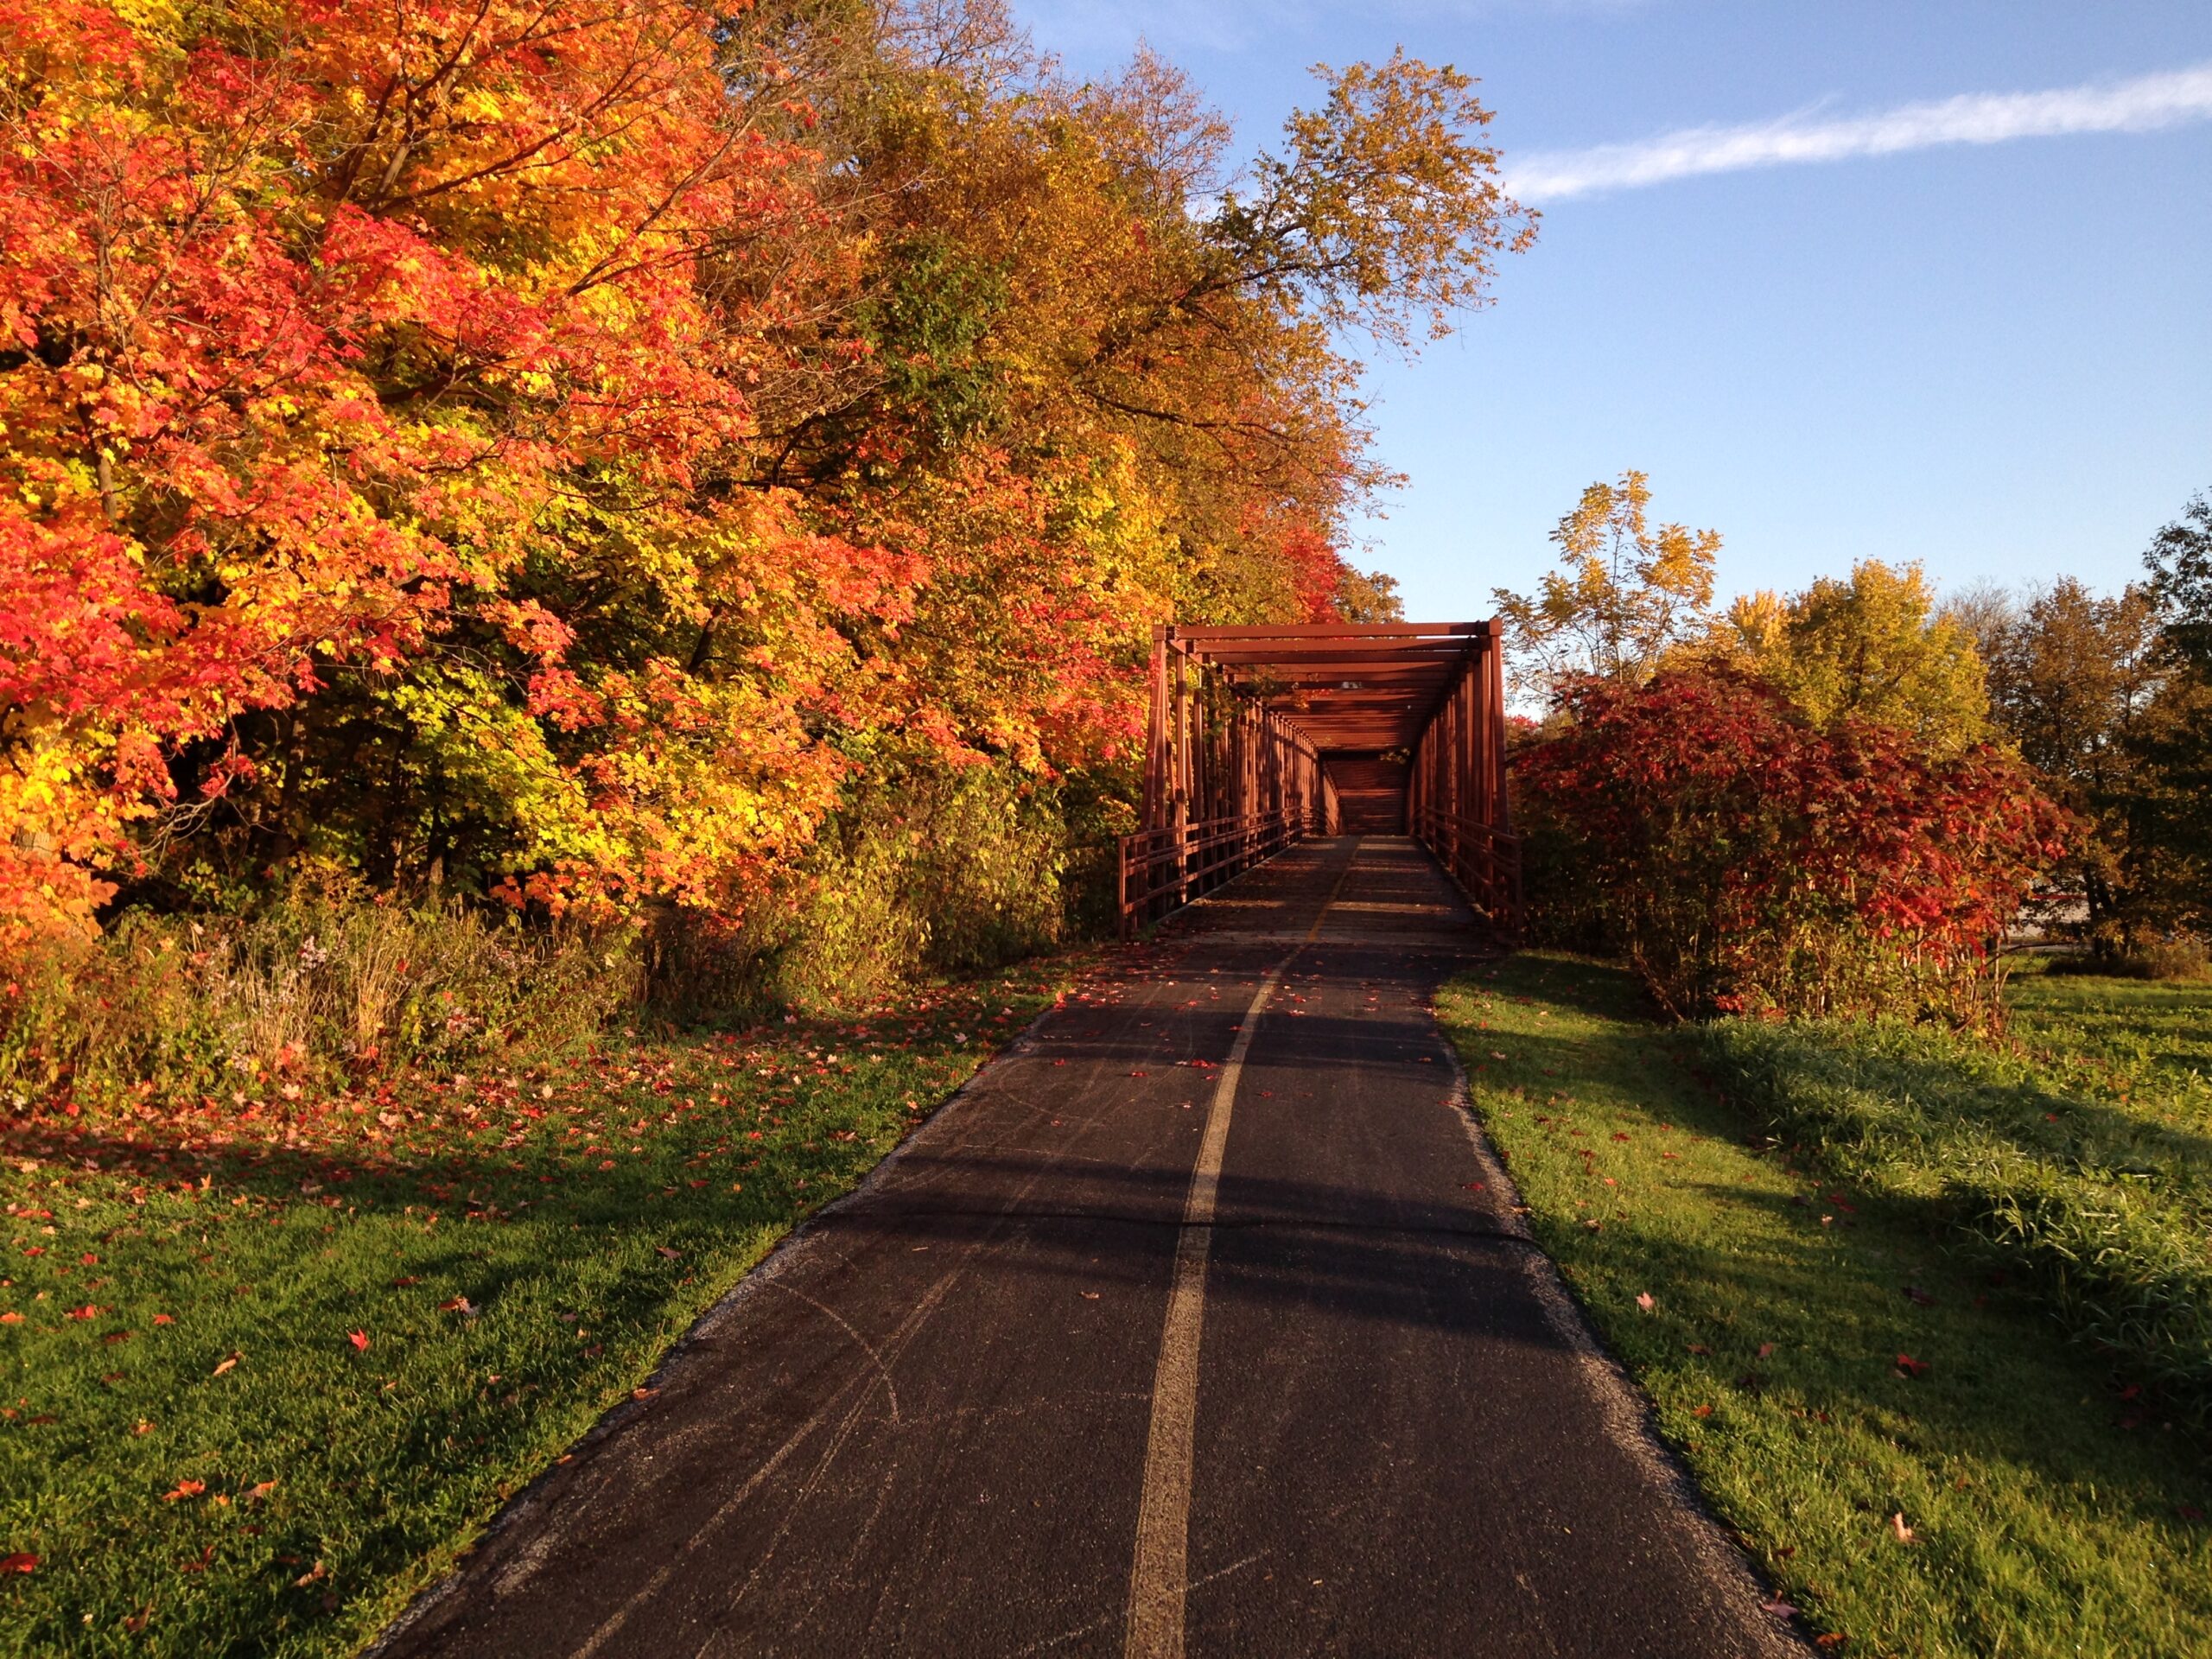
[1119,620,1521,936]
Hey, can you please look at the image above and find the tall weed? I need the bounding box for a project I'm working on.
[642,762,1084,1019]
[1,895,637,1107]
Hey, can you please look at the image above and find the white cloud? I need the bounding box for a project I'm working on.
[1507,62,2212,201]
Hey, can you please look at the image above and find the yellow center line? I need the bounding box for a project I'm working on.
[1122,839,1363,1659]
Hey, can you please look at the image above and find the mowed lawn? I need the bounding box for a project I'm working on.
[1436,954,2212,1659]
[0,959,1084,1656]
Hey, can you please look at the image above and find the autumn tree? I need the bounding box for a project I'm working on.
[1723,562,1990,751]
[0,0,1532,975]
[2136,488,2212,936]
[1492,471,1719,693]
[1984,580,2167,950]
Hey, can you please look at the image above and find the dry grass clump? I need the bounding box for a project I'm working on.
[1,894,638,1108]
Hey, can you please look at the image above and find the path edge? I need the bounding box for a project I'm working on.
[361,986,1084,1656]
[1434,1028,1816,1659]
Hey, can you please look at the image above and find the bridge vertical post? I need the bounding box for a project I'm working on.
[1173,644,1191,910]
[1460,652,1478,904]
[1142,627,1168,836]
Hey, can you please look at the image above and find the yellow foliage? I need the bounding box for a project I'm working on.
[1745,561,1990,750]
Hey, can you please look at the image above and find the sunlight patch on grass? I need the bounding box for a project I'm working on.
[0,961,1077,1655]
[1437,952,2212,1659]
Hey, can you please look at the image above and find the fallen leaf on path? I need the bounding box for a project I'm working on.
[1759,1596,1796,1618]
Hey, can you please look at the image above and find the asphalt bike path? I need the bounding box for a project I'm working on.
[377,837,1801,1658]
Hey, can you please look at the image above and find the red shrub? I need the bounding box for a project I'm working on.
[1515,671,2073,1025]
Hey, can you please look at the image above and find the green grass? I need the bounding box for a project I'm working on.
[1436,953,2212,1659]
[2007,963,2212,1125]
[1701,966,2212,1429]
[0,962,1073,1655]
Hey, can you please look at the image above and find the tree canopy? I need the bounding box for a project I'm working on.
[0,0,1529,944]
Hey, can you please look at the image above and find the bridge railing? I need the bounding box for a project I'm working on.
[1116,808,1316,938]
[1410,804,1524,938]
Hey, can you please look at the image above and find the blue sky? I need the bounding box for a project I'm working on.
[1007,0,2212,620]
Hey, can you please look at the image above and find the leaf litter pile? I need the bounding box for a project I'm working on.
[0,957,1085,1655]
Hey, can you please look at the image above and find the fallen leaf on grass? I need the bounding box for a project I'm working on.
[153,1313,174,1325]
[1757,1342,1775,1359]
[244,1481,276,1503]
[1891,1512,1916,1543]
[211,1352,240,1376]
[1636,1293,1656,1312]
[294,1560,327,1587]
[0,1554,35,1574]
[1815,1636,1848,1649]
[1894,1353,1929,1379]
[347,1330,371,1352]
[162,1480,205,1503]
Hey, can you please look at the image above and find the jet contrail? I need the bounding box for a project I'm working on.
[1507,61,2212,201]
